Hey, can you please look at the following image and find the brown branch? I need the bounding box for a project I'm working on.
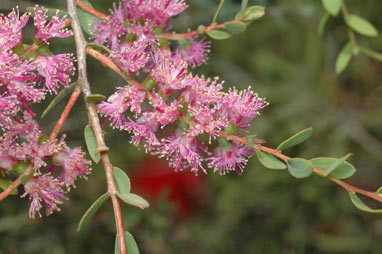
[85,39,382,205]
[0,165,33,201]
[77,0,109,21]
[49,85,82,141]
[160,23,225,40]
[66,1,127,253]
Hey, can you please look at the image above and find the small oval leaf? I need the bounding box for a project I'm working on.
[318,13,330,36]
[287,158,313,178]
[311,157,356,179]
[117,193,150,210]
[377,186,382,196]
[256,151,287,170]
[77,192,110,231]
[240,5,265,23]
[324,153,353,177]
[359,46,382,61]
[41,82,76,118]
[335,42,353,74]
[113,167,131,195]
[321,0,341,16]
[85,94,106,104]
[207,29,232,40]
[349,192,382,213]
[77,0,101,35]
[277,127,313,151]
[84,125,101,163]
[345,14,378,37]
[224,21,247,35]
[115,231,140,254]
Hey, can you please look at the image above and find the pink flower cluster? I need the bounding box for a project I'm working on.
[0,7,90,218]
[94,1,268,175]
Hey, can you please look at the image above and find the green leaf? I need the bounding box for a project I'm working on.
[321,0,341,16]
[86,43,112,55]
[324,153,353,177]
[240,6,265,24]
[41,82,76,118]
[335,42,353,74]
[277,127,313,151]
[240,0,249,16]
[113,167,131,195]
[117,193,150,210]
[85,94,106,104]
[377,186,382,196]
[84,125,101,163]
[256,151,287,170]
[359,46,382,61]
[224,21,247,35]
[207,29,232,40]
[0,177,17,195]
[115,231,140,254]
[245,135,256,150]
[287,158,313,178]
[345,14,378,37]
[349,192,382,213]
[77,0,101,35]
[311,157,356,179]
[77,192,110,231]
[27,7,68,18]
[318,13,330,36]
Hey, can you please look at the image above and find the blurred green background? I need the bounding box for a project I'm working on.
[1,0,382,253]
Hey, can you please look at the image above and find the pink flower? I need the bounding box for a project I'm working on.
[207,142,254,175]
[0,94,20,126]
[111,40,149,74]
[33,6,72,44]
[35,54,75,94]
[158,133,206,174]
[0,7,29,49]
[92,2,126,50]
[124,118,160,152]
[22,174,67,218]
[53,144,91,190]
[176,36,210,68]
[0,136,18,170]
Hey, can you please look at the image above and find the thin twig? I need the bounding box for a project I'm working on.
[77,0,108,21]
[49,85,82,141]
[341,1,358,48]
[66,1,127,253]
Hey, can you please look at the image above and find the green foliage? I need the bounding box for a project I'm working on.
[207,29,232,40]
[256,151,287,170]
[321,0,341,16]
[77,0,101,35]
[85,94,106,104]
[335,42,353,74]
[115,231,139,254]
[224,21,247,35]
[349,192,382,213]
[113,167,131,194]
[77,193,110,231]
[0,177,17,195]
[277,127,313,151]
[42,82,76,118]
[311,157,356,179]
[345,14,379,37]
[84,125,101,163]
[117,193,150,210]
[287,158,314,178]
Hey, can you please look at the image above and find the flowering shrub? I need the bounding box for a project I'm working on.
[0,0,381,253]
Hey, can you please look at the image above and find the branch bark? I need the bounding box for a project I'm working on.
[66,1,127,253]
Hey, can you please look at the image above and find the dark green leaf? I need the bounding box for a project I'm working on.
[240,6,265,24]
[84,125,101,163]
[321,0,341,16]
[318,13,330,36]
[359,46,382,61]
[77,192,110,231]
[349,192,382,213]
[224,21,247,35]
[311,157,356,179]
[277,127,313,151]
[324,153,353,177]
[117,193,150,209]
[345,14,378,37]
[0,177,17,195]
[256,151,287,170]
[287,158,313,178]
[113,167,131,195]
[207,29,232,40]
[86,43,112,55]
[335,42,353,74]
[115,231,140,254]
[85,94,106,104]
[77,0,101,35]
[41,82,76,118]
